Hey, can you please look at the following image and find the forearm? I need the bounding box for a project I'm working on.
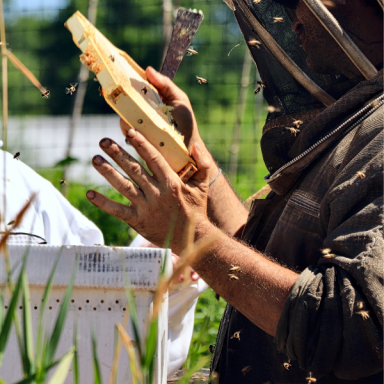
[192,221,298,336]
[206,161,249,236]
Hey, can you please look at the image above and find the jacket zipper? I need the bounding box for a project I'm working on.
[265,94,384,183]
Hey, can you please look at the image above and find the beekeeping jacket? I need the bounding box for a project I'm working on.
[211,1,384,383]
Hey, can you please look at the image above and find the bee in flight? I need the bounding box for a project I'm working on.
[59,179,67,185]
[186,47,198,56]
[273,17,284,23]
[196,76,208,85]
[257,81,266,88]
[41,90,50,99]
[66,83,78,96]
[13,151,20,160]
[254,87,261,94]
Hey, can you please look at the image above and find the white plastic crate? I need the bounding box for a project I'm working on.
[0,244,172,383]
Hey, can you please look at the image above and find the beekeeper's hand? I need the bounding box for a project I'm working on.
[87,132,214,255]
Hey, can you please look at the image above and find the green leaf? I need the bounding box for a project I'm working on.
[0,256,26,364]
[91,332,103,384]
[47,347,74,384]
[43,258,77,368]
[21,270,34,374]
[0,376,7,384]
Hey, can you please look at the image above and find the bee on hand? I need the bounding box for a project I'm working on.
[65,83,78,96]
[41,90,50,99]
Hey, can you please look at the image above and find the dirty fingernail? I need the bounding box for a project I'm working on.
[93,155,104,165]
[127,129,136,138]
[100,138,111,148]
[86,190,95,199]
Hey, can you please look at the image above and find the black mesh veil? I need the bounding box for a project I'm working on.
[231,0,362,122]
[230,0,364,173]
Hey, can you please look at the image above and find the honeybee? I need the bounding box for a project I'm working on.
[228,274,239,280]
[59,179,67,185]
[257,81,266,88]
[248,39,261,48]
[186,47,198,56]
[253,0,262,3]
[41,90,50,99]
[231,331,241,340]
[7,220,15,226]
[306,373,317,383]
[141,86,148,95]
[283,362,292,370]
[98,85,103,96]
[356,301,364,310]
[357,171,366,179]
[242,366,252,375]
[321,248,335,259]
[13,151,20,160]
[292,119,303,127]
[65,83,78,96]
[229,265,241,272]
[273,17,284,23]
[196,76,208,84]
[109,54,115,62]
[356,310,370,320]
[286,127,300,136]
[254,87,261,94]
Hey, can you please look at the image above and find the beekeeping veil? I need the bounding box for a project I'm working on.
[223,0,380,173]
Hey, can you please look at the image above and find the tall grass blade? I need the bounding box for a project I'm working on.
[91,332,103,384]
[116,323,142,384]
[108,325,121,384]
[42,258,77,368]
[47,347,74,384]
[35,251,62,364]
[143,318,157,384]
[73,323,79,384]
[0,255,26,364]
[176,356,210,384]
[123,279,142,360]
[21,269,34,374]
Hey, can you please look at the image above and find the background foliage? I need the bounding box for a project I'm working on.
[2,0,269,368]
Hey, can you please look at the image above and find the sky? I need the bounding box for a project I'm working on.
[9,0,67,12]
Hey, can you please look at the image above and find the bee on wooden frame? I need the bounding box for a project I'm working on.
[228,274,239,280]
[109,54,115,62]
[66,83,78,96]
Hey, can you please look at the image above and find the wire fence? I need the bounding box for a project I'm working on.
[2,0,269,200]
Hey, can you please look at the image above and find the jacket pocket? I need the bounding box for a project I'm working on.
[265,189,323,270]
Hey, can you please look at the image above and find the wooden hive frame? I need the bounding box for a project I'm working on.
[65,11,197,182]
